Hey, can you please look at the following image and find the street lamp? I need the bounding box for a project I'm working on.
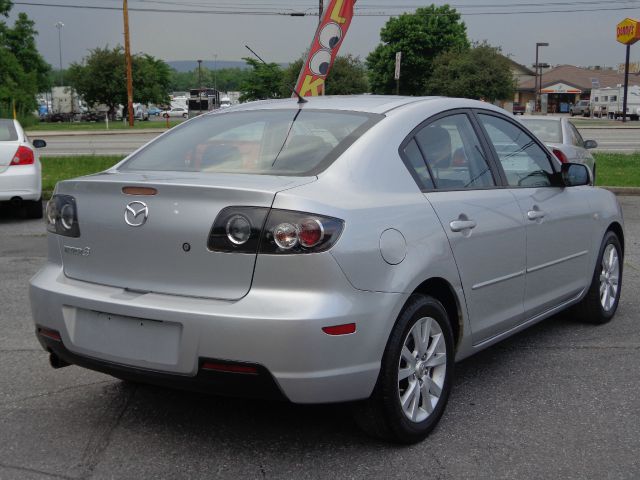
[55,22,64,86]
[535,42,549,113]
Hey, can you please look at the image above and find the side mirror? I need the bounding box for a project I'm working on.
[583,139,597,149]
[32,139,47,149]
[561,163,591,187]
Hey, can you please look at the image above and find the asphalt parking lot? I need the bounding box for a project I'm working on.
[0,196,638,479]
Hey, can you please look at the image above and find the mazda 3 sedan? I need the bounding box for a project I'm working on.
[30,96,624,443]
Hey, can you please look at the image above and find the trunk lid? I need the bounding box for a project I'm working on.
[0,142,18,172]
[56,171,315,300]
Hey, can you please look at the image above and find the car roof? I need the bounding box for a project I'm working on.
[212,95,442,115]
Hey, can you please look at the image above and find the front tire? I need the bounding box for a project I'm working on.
[354,294,455,443]
[571,231,622,324]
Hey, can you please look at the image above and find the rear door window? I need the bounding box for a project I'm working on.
[409,113,496,190]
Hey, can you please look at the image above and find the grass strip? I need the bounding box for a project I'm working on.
[593,152,640,187]
[27,120,181,132]
[41,155,124,199]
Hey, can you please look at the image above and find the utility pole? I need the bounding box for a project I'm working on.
[319,0,323,24]
[213,54,218,108]
[197,59,203,115]
[123,0,134,127]
[55,22,64,86]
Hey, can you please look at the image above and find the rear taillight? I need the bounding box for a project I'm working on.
[46,195,80,237]
[10,146,35,166]
[208,207,269,253]
[261,209,343,254]
[552,149,569,164]
[208,207,344,254]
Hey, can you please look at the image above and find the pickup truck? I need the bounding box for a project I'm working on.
[512,102,526,115]
[570,100,590,117]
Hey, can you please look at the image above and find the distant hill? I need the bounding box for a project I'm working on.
[168,60,289,72]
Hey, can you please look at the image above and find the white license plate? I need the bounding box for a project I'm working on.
[71,310,182,366]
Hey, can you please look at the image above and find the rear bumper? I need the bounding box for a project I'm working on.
[37,329,287,400]
[0,163,41,201]
[30,256,405,404]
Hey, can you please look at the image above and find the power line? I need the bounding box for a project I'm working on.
[12,0,640,16]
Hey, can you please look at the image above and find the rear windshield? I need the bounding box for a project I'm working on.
[119,109,381,176]
[0,119,18,141]
[520,119,562,143]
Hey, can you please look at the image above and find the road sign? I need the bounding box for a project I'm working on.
[394,52,401,80]
[616,18,640,45]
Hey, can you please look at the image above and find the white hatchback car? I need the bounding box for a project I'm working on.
[0,119,46,218]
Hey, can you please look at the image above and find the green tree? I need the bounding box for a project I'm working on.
[239,57,283,102]
[0,0,12,17]
[366,5,469,96]
[4,12,50,92]
[67,46,171,118]
[0,1,46,117]
[282,54,369,97]
[426,42,515,101]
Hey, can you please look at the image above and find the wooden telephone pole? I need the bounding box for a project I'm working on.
[123,0,134,127]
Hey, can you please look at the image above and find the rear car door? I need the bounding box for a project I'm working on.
[401,110,527,343]
[476,112,594,318]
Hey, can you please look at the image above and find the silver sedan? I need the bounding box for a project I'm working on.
[518,115,598,180]
[30,96,624,444]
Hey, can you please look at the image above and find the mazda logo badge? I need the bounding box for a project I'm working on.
[124,201,149,227]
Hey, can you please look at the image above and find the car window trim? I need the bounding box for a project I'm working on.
[398,108,502,192]
[470,109,562,189]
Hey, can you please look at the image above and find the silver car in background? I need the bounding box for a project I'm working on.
[0,118,46,218]
[30,97,624,443]
[518,115,598,181]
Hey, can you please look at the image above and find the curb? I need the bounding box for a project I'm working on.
[25,128,170,137]
[575,126,640,130]
[602,187,640,196]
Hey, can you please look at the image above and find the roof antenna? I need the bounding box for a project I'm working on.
[245,44,307,104]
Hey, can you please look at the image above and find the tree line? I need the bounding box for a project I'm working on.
[3,3,516,119]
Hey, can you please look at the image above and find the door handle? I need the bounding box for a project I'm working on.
[527,210,545,221]
[449,220,477,232]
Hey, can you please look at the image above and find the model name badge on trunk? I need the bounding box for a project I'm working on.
[64,246,91,257]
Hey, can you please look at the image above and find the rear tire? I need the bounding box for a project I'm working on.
[571,231,622,324]
[354,294,454,444]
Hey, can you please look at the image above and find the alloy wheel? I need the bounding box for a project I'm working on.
[397,316,447,423]
[599,244,620,312]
